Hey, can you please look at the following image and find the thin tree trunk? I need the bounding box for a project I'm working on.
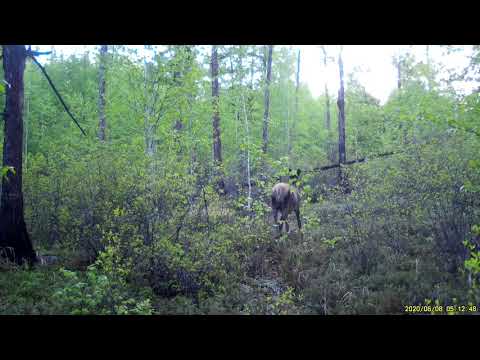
[289,49,301,160]
[98,45,108,142]
[397,56,402,90]
[295,49,300,116]
[173,45,193,132]
[242,93,252,209]
[0,45,36,265]
[337,47,348,192]
[337,48,346,165]
[286,78,290,161]
[230,53,240,153]
[321,46,331,131]
[321,46,334,162]
[211,45,224,192]
[325,84,331,130]
[396,54,411,144]
[143,48,156,245]
[425,45,433,91]
[143,52,156,157]
[262,45,273,154]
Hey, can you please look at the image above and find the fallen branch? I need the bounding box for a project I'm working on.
[310,151,396,172]
[29,55,87,136]
[308,130,473,174]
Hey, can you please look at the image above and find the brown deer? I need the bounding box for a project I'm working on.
[271,169,302,236]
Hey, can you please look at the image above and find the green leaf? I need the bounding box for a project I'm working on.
[1,166,16,179]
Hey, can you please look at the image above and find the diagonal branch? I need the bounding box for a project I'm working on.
[29,55,87,136]
[310,151,396,172]
[308,135,447,173]
[27,50,53,57]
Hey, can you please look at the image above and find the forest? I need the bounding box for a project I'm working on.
[1,44,479,315]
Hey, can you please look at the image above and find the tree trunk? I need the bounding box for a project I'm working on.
[0,45,36,265]
[425,45,433,91]
[396,55,411,144]
[289,49,301,160]
[262,45,273,154]
[211,45,224,192]
[397,56,402,90]
[242,93,252,209]
[337,48,346,166]
[295,49,300,116]
[143,52,156,157]
[321,46,334,162]
[286,77,290,161]
[321,46,331,131]
[98,45,107,142]
[173,45,193,132]
[337,47,349,192]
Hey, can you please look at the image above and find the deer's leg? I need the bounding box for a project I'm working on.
[273,208,281,234]
[280,211,289,234]
[295,209,302,230]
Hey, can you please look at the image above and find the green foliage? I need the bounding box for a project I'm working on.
[53,265,154,315]
[0,266,59,314]
[2,46,480,314]
[1,165,15,178]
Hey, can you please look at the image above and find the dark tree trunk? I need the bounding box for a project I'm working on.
[262,45,273,154]
[0,45,37,265]
[98,45,107,142]
[211,45,224,192]
[336,47,349,192]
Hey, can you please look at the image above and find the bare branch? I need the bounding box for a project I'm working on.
[247,53,264,60]
[310,151,396,172]
[26,50,52,57]
[29,55,87,136]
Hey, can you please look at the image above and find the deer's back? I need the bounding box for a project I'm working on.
[272,183,300,211]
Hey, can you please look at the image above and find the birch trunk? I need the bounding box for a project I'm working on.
[262,45,273,154]
[289,49,301,159]
[242,93,252,209]
[321,46,334,162]
[211,45,224,192]
[337,46,348,192]
[98,45,107,142]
